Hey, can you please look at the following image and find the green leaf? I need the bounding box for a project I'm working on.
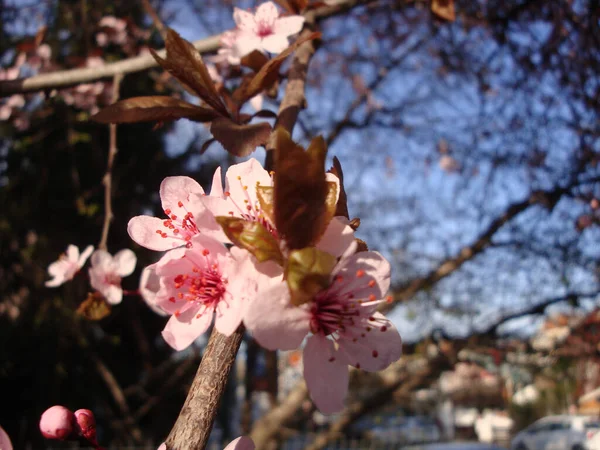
[285,247,337,306]
[215,217,283,264]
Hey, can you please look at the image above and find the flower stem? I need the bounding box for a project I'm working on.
[164,326,244,450]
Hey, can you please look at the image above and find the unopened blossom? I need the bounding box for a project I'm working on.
[74,409,98,445]
[0,425,12,450]
[245,250,402,414]
[128,176,224,251]
[39,406,75,440]
[158,436,254,450]
[46,244,94,287]
[230,2,304,59]
[89,249,137,304]
[153,234,258,350]
[201,158,355,258]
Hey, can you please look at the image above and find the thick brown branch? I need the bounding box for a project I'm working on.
[165,327,244,450]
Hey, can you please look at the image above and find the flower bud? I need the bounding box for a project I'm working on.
[39,406,75,440]
[74,409,97,443]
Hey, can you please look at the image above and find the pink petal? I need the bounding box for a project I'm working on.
[274,16,305,37]
[254,2,279,27]
[0,425,12,450]
[303,335,349,414]
[224,436,255,450]
[210,165,224,197]
[244,282,310,350]
[90,249,113,271]
[66,244,79,262]
[249,94,263,112]
[104,284,123,305]
[139,265,167,316]
[261,35,290,54]
[337,312,402,372]
[162,307,213,351]
[224,158,272,208]
[231,33,263,59]
[215,292,244,336]
[316,217,355,258]
[39,405,75,440]
[335,251,391,300]
[233,8,256,32]
[78,245,94,267]
[157,444,166,450]
[159,176,205,217]
[114,249,137,277]
[128,216,184,251]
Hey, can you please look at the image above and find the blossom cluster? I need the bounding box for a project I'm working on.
[128,158,402,413]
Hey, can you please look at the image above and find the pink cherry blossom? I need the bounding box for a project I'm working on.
[245,251,402,414]
[230,2,305,59]
[39,405,75,440]
[157,436,254,450]
[139,264,168,316]
[153,234,258,350]
[74,409,98,445]
[89,249,137,304]
[46,244,94,287]
[201,158,355,258]
[0,425,12,450]
[128,176,224,251]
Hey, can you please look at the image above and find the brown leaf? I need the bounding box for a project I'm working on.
[431,0,455,21]
[233,32,321,104]
[215,217,283,264]
[91,96,220,124]
[210,117,272,157]
[328,156,349,219]
[240,50,270,72]
[285,247,337,306]
[151,29,229,117]
[273,128,329,250]
[77,292,111,321]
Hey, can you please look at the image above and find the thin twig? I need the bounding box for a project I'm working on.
[98,73,123,251]
[141,0,168,41]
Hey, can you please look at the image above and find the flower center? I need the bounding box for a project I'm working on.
[256,21,274,38]
[309,288,360,337]
[155,201,199,248]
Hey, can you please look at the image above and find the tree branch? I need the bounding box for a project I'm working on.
[164,327,244,450]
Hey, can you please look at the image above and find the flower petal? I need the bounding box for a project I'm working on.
[128,216,184,251]
[249,94,263,112]
[274,16,305,37]
[90,249,113,271]
[114,249,137,277]
[78,245,94,267]
[162,307,213,351]
[261,35,290,54]
[224,436,255,450]
[255,2,279,27]
[66,244,79,262]
[303,335,349,414]
[210,165,224,197]
[233,8,256,32]
[245,281,310,350]
[215,292,244,336]
[0,425,12,450]
[316,217,355,258]
[139,265,167,316]
[337,312,402,372]
[159,176,205,218]
[231,33,263,59]
[335,251,391,300]
[103,284,123,305]
[224,158,272,208]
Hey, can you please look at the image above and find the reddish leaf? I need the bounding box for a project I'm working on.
[432,0,455,21]
[91,96,220,124]
[328,156,349,219]
[150,29,229,117]
[273,128,329,250]
[215,217,283,264]
[233,32,321,104]
[240,50,270,72]
[210,117,272,157]
[199,138,217,155]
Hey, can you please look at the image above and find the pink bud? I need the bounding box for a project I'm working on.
[39,406,75,440]
[74,409,97,443]
[0,425,13,450]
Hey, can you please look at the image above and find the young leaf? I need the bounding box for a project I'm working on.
[256,186,275,224]
[285,247,337,306]
[273,128,329,250]
[77,292,111,321]
[91,96,220,124]
[328,156,349,219]
[233,32,321,104]
[210,117,272,157]
[151,29,229,117]
[240,50,270,73]
[215,217,283,265]
[432,0,455,21]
